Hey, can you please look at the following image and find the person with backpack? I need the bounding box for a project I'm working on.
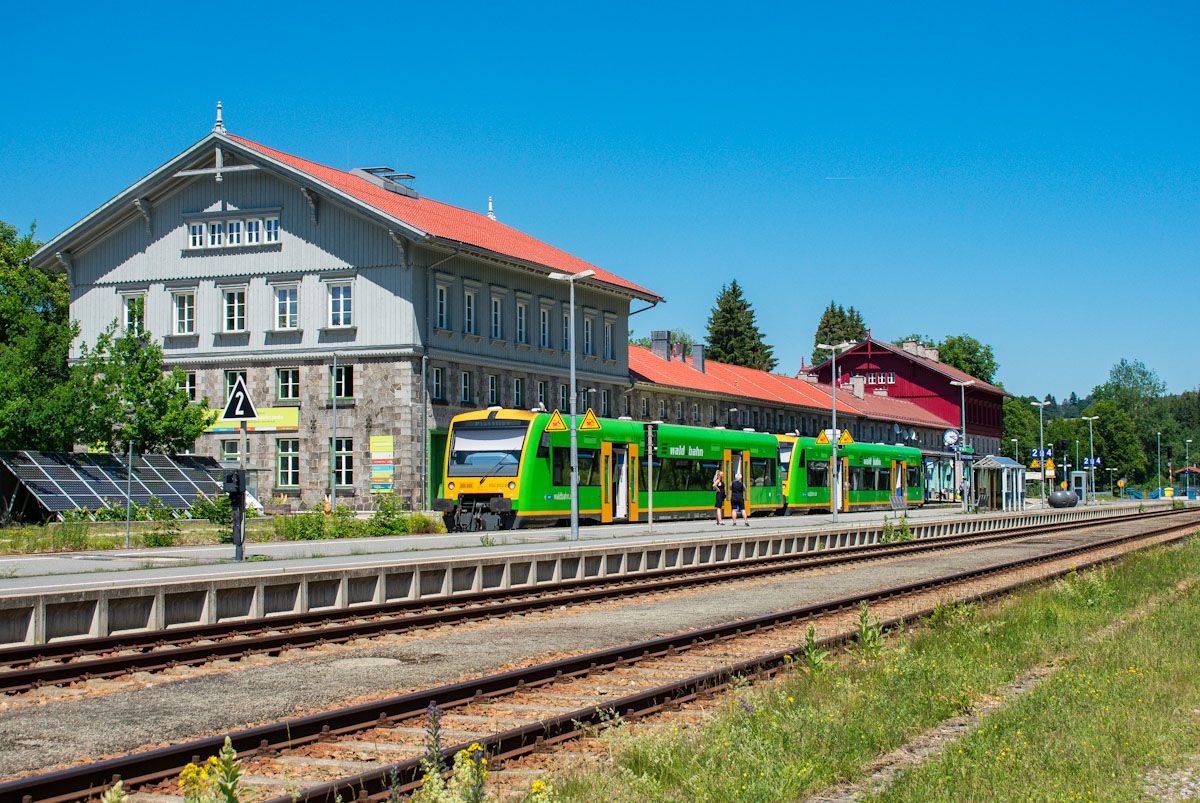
[730,472,749,526]
[712,469,726,525]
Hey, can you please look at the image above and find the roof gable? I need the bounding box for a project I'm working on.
[807,337,1006,396]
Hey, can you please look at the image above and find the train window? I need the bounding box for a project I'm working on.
[806,460,829,488]
[552,447,600,486]
[907,466,921,489]
[447,420,529,477]
[778,443,793,482]
[749,457,775,487]
[876,467,892,491]
[849,466,866,490]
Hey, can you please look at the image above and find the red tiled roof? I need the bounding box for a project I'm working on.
[629,345,955,430]
[226,134,660,300]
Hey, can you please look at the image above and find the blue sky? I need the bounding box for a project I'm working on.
[2,2,1196,398]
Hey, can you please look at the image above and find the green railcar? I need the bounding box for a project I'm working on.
[435,409,782,530]
[778,436,924,514]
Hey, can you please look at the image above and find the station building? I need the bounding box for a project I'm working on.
[31,112,993,510]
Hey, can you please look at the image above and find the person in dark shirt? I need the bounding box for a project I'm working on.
[730,472,749,526]
[712,469,726,525]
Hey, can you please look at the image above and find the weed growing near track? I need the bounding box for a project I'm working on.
[551,534,1200,802]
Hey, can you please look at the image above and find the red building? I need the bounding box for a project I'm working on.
[806,337,1007,457]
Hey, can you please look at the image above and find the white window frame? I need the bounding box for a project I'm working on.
[187,222,205,249]
[513,377,525,408]
[263,216,280,243]
[562,313,570,353]
[559,384,569,412]
[275,284,299,331]
[516,301,528,344]
[177,371,197,401]
[276,439,300,488]
[659,399,667,419]
[332,437,353,487]
[223,287,247,333]
[172,291,195,335]
[327,282,353,328]
[226,219,243,246]
[207,220,225,248]
[642,398,649,417]
[601,389,610,416]
[435,284,449,330]
[488,374,499,406]
[460,371,473,404]
[123,293,145,335]
[220,439,241,462]
[245,218,262,245]
[537,380,547,408]
[490,296,503,340]
[539,307,551,348]
[331,364,354,399]
[604,321,614,359]
[431,367,445,401]
[583,318,594,355]
[277,367,301,401]
[463,289,477,335]
[224,370,247,401]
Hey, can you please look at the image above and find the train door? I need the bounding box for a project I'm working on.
[737,449,750,510]
[600,441,614,524]
[841,456,851,513]
[612,445,629,522]
[893,460,905,507]
[628,443,639,521]
[722,449,734,518]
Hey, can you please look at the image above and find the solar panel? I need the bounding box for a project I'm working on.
[0,451,228,521]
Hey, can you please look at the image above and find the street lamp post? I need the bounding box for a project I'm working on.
[1082,416,1099,504]
[1031,400,1050,508]
[950,380,975,514]
[548,268,596,542]
[816,341,854,523]
[1157,431,1162,497]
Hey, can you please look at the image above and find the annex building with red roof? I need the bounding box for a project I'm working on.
[31,107,972,507]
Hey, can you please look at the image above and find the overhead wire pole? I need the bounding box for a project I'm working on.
[1032,399,1049,508]
[548,268,596,542]
[950,380,975,514]
[1082,415,1099,504]
[816,341,853,524]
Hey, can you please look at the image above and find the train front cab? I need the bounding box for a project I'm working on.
[434,408,536,531]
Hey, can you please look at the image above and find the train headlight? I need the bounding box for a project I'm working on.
[448,482,456,491]
[508,481,516,490]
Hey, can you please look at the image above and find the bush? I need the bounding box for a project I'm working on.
[191,494,232,525]
[329,506,368,538]
[368,495,410,535]
[273,510,327,541]
[143,530,177,547]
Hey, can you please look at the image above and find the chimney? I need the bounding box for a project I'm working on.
[799,372,818,384]
[849,375,866,399]
[925,347,939,362]
[872,388,888,397]
[692,344,706,373]
[901,339,919,355]
[650,330,671,362]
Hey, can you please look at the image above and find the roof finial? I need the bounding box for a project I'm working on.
[486,195,496,220]
[213,101,225,134]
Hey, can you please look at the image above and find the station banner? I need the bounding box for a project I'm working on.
[370,434,395,494]
[207,406,300,433]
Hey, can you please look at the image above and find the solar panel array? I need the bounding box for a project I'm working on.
[0,451,223,518]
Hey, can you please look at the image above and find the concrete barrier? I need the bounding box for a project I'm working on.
[0,503,1169,646]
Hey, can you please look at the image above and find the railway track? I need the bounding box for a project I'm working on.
[0,509,1185,694]
[4,509,1197,803]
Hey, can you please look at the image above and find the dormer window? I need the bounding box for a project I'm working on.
[188,223,205,249]
[264,218,280,243]
[208,221,225,247]
[227,220,242,246]
[245,219,261,244]
[184,212,278,250]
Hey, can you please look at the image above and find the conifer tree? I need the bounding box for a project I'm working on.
[811,301,868,365]
[705,280,777,371]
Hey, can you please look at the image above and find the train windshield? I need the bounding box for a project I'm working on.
[778,443,793,482]
[448,420,530,477]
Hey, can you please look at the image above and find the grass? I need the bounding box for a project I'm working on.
[551,533,1200,803]
[875,574,1200,801]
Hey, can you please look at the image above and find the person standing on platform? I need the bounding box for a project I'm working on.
[730,472,749,526]
[712,469,726,525]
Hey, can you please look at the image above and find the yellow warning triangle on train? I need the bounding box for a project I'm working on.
[579,408,602,431]
[838,429,855,446]
[815,430,830,445]
[544,409,568,432]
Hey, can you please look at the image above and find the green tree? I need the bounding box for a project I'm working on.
[630,328,696,350]
[893,333,935,348]
[0,221,85,451]
[1092,358,1166,427]
[937,334,998,384]
[1002,395,1040,460]
[706,280,777,371]
[75,324,216,454]
[1081,399,1146,480]
[811,301,867,365]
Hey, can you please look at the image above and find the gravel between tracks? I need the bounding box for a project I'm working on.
[0,528,1157,778]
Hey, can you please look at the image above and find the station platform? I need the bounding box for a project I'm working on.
[0,501,1166,646]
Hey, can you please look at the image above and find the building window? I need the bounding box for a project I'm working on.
[488,374,499,406]
[709,405,716,424]
[331,365,354,399]
[675,401,683,421]
[245,219,261,245]
[220,439,240,462]
[188,222,205,249]
[208,221,225,248]
[604,321,613,359]
[277,368,300,401]
[516,302,528,344]
[223,288,246,332]
[463,289,478,334]
[328,282,353,328]
[559,384,569,412]
[562,313,570,352]
[172,291,195,335]
[226,219,242,246]
[540,308,551,348]
[583,318,594,355]
[263,217,280,243]
[276,439,300,487]
[622,396,630,417]
[123,294,144,334]
[275,285,299,330]
[460,371,473,405]
[888,372,896,384]
[431,367,445,401]
[692,403,699,423]
[578,389,588,412]
[537,380,547,408]
[224,370,246,401]
[514,377,525,408]
[601,389,610,416]
[642,397,649,417]
[490,297,503,339]
[658,399,666,419]
[177,371,197,401]
[435,285,449,330]
[332,437,353,486]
